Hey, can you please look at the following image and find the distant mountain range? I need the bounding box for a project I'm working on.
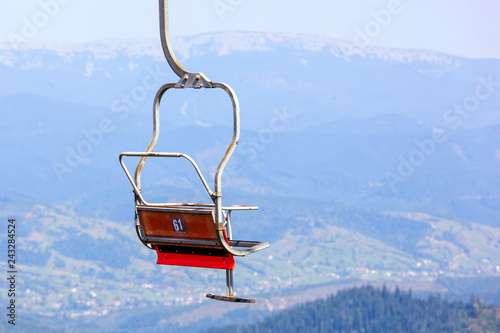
[1,32,499,223]
[0,32,499,330]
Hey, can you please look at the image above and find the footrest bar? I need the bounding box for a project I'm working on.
[206,294,255,303]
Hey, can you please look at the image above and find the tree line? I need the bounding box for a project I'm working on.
[205,285,500,333]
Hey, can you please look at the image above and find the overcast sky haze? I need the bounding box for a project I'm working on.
[0,0,499,59]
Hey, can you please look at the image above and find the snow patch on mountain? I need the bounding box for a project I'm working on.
[0,32,462,69]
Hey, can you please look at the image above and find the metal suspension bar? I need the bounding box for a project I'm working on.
[226,270,234,297]
[159,0,188,78]
[159,0,212,88]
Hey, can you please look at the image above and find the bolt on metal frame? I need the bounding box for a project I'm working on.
[119,0,270,302]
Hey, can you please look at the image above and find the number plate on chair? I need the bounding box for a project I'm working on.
[171,217,187,233]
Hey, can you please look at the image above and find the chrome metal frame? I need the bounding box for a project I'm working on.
[119,0,269,303]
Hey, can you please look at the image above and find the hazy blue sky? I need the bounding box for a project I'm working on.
[0,0,499,59]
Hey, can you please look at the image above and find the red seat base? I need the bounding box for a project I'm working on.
[155,246,235,270]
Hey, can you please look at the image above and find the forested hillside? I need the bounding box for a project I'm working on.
[207,286,500,333]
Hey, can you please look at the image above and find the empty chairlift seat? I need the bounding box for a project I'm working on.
[119,0,270,303]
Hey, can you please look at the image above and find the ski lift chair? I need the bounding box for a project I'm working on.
[119,0,270,303]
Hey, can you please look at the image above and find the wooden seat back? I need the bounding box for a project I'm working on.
[137,205,235,270]
[137,205,219,246]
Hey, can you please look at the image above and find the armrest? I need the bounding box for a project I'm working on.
[229,240,263,247]
[222,205,259,211]
[219,229,270,256]
[246,242,271,254]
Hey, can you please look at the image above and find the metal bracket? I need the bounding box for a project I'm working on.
[176,73,213,89]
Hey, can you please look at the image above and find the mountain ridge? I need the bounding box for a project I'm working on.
[0,31,464,67]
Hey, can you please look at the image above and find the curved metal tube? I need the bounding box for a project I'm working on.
[159,0,189,78]
[136,225,153,249]
[134,83,176,190]
[212,82,240,196]
[209,82,271,256]
[160,0,212,88]
[211,82,239,235]
[218,229,270,256]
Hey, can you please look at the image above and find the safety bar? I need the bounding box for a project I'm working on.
[120,152,214,206]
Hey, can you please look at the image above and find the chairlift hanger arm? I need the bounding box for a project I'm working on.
[159,0,187,78]
[160,0,212,88]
